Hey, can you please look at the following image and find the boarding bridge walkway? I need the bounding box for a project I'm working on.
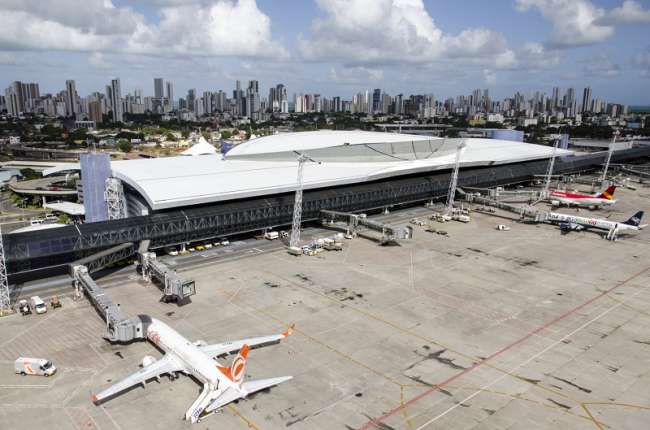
[71,265,148,343]
[138,252,196,302]
[320,209,413,244]
[460,189,541,219]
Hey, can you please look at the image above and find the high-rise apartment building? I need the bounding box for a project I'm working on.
[65,80,77,117]
[88,100,103,123]
[154,78,164,99]
[187,89,196,112]
[110,78,123,122]
[581,86,592,114]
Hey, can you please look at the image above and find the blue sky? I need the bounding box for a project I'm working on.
[0,0,649,104]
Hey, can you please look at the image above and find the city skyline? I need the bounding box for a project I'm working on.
[0,1,649,104]
[2,74,633,126]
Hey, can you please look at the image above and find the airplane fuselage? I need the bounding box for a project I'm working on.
[146,319,222,387]
[547,212,639,233]
[146,319,242,422]
[549,191,616,208]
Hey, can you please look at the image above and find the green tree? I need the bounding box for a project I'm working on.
[20,168,39,180]
[165,132,177,142]
[118,139,133,153]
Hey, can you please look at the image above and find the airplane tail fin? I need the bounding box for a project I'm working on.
[623,211,644,227]
[597,185,616,200]
[217,344,249,385]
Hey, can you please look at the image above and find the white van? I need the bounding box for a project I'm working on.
[15,357,56,376]
[30,296,47,314]
[264,231,279,240]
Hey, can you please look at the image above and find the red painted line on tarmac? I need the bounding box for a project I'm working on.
[359,266,650,430]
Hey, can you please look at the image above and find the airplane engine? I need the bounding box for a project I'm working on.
[551,200,560,207]
[193,340,207,347]
[141,355,157,367]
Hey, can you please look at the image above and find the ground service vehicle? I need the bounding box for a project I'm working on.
[15,358,57,376]
[265,231,279,240]
[18,300,31,315]
[30,296,47,314]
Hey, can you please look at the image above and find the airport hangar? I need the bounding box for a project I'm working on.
[4,130,650,281]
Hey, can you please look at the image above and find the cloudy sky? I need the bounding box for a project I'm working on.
[0,0,649,104]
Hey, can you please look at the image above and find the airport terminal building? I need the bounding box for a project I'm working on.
[5,131,650,279]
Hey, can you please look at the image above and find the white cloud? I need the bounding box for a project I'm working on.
[596,0,650,25]
[634,46,650,78]
[0,0,287,59]
[299,0,517,69]
[131,0,288,58]
[1,0,141,36]
[0,51,22,66]
[516,0,614,47]
[519,42,562,70]
[582,53,621,77]
[517,0,650,47]
[483,69,497,86]
[328,67,384,85]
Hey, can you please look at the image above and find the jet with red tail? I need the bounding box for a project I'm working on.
[547,185,617,208]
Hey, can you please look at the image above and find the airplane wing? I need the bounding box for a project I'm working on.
[92,355,184,404]
[203,376,293,415]
[199,324,294,358]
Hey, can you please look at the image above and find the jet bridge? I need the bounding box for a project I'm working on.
[70,265,149,343]
[138,252,196,302]
[320,209,413,244]
[460,189,540,219]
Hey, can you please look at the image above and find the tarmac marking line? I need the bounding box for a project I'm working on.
[409,290,643,430]
[358,265,650,430]
[226,404,262,430]
[63,407,83,430]
[400,383,607,427]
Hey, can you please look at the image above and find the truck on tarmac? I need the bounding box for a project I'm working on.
[15,357,57,376]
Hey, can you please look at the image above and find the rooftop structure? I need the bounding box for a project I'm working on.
[180,137,217,156]
[44,131,571,212]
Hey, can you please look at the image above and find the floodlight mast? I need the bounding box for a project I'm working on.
[445,140,466,215]
[600,131,618,184]
[0,224,10,316]
[290,153,320,248]
[542,139,560,197]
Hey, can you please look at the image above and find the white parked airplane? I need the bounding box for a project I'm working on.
[92,316,294,423]
[547,210,645,240]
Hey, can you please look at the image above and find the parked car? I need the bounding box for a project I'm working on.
[264,231,279,240]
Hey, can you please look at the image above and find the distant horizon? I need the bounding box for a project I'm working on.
[1,76,643,108]
[1,1,649,104]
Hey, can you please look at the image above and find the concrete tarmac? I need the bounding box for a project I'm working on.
[1,185,649,430]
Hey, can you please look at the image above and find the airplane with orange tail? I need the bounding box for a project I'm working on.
[546,185,617,208]
[91,316,294,423]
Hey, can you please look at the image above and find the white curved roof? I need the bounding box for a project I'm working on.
[110,137,571,210]
[41,132,574,212]
[227,130,435,157]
